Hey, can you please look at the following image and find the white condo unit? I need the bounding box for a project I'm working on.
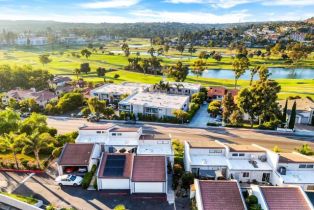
[167,82,201,96]
[90,83,152,103]
[119,92,190,118]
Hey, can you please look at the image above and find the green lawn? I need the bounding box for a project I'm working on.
[0,192,38,205]
[0,38,313,100]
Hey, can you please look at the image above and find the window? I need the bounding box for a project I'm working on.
[96,131,101,134]
[112,133,116,136]
[209,150,222,153]
[239,153,245,157]
[299,164,306,168]
[117,133,122,136]
[232,153,238,157]
[243,172,250,177]
[306,164,313,168]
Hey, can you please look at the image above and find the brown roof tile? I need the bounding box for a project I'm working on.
[132,156,166,182]
[207,86,227,97]
[58,143,94,166]
[189,141,225,149]
[261,186,312,210]
[98,153,133,179]
[278,153,314,163]
[198,180,245,210]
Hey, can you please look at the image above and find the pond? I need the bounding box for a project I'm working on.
[189,68,314,80]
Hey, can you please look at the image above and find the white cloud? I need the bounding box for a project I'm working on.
[164,0,203,3]
[129,9,251,23]
[263,0,314,6]
[79,0,140,9]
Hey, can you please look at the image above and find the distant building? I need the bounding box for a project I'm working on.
[2,88,56,107]
[15,36,48,46]
[279,98,314,125]
[90,82,152,103]
[119,92,190,118]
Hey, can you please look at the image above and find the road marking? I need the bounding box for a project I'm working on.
[10,173,35,193]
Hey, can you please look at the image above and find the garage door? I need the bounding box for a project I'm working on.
[134,182,164,193]
[100,178,130,189]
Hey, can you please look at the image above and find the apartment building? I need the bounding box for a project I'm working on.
[119,92,190,118]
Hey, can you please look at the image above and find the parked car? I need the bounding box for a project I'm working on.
[55,175,83,186]
[21,112,31,118]
[78,167,87,173]
[64,167,76,174]
[87,114,100,122]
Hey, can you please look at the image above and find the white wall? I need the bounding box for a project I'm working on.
[98,178,130,190]
[0,194,43,210]
[131,182,166,193]
[190,148,225,156]
[184,141,191,172]
[229,170,272,183]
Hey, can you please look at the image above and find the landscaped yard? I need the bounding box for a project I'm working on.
[0,38,313,100]
[0,192,38,205]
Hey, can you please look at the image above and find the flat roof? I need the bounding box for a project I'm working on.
[190,155,229,167]
[228,159,272,171]
[79,124,115,130]
[132,156,166,182]
[188,141,225,149]
[281,170,314,184]
[279,153,314,164]
[137,144,172,156]
[76,134,107,143]
[58,143,94,166]
[119,92,189,109]
[139,134,171,141]
[260,186,312,210]
[169,82,201,90]
[198,180,246,210]
[227,144,265,153]
[91,83,151,95]
[110,127,141,133]
[98,153,133,178]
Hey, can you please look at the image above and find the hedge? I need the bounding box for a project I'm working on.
[82,164,97,189]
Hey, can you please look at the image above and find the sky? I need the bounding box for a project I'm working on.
[0,0,313,24]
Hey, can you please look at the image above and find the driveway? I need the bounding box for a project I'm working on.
[0,172,175,210]
[188,103,209,128]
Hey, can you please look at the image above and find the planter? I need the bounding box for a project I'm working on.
[0,168,45,174]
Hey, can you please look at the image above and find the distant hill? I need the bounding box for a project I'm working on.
[305,17,314,24]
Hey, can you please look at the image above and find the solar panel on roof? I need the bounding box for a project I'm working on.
[103,155,126,177]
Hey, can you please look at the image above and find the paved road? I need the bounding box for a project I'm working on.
[47,117,314,152]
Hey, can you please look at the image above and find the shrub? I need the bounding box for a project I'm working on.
[93,179,98,190]
[82,172,93,189]
[114,74,120,79]
[173,164,183,177]
[20,159,29,169]
[246,195,258,205]
[181,172,194,190]
[114,205,126,210]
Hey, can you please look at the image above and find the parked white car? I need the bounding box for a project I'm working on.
[55,175,83,186]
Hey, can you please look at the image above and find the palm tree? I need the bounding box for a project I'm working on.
[249,66,260,85]
[153,81,170,93]
[0,132,27,169]
[22,130,56,169]
[147,47,156,57]
[173,83,184,93]
[157,48,164,56]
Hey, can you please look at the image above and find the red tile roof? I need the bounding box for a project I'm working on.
[198,180,246,210]
[207,86,227,97]
[132,156,166,182]
[98,153,133,178]
[58,143,94,166]
[260,186,312,210]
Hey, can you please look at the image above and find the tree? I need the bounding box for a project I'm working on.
[208,100,222,117]
[39,54,52,68]
[198,51,209,60]
[163,44,170,53]
[271,43,282,55]
[0,109,20,135]
[191,59,206,77]
[56,92,84,114]
[229,109,243,127]
[73,68,81,79]
[81,49,92,60]
[212,53,222,62]
[173,109,189,124]
[188,45,196,57]
[222,92,235,124]
[157,47,164,56]
[296,144,313,156]
[282,99,288,126]
[87,97,106,114]
[153,80,170,93]
[232,57,249,89]
[121,43,130,57]
[80,63,91,74]
[288,43,310,64]
[140,59,150,74]
[0,132,27,169]
[288,101,296,129]
[176,44,185,55]
[237,88,257,128]
[147,47,155,57]
[249,66,260,86]
[96,67,106,77]
[164,61,189,82]
[19,98,40,113]
[20,113,49,135]
[22,131,56,169]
